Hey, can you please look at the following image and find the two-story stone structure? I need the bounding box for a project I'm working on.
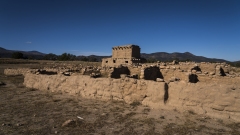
[102,44,141,67]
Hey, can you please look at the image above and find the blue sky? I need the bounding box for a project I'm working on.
[0,0,239,61]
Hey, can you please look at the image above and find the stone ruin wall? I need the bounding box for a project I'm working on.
[102,58,136,67]
[101,61,239,83]
[102,45,141,67]
[4,62,239,80]
[22,72,240,121]
[112,45,140,59]
[23,73,166,107]
[168,79,240,121]
[4,62,240,121]
[4,65,101,76]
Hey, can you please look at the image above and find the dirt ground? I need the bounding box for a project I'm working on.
[0,61,240,135]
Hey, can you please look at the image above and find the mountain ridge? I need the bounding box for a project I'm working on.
[0,47,45,59]
[141,52,229,63]
[0,47,238,63]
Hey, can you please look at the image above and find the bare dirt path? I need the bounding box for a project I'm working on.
[0,63,240,135]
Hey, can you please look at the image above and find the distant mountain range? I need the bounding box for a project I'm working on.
[141,52,229,63]
[0,47,238,63]
[0,47,45,59]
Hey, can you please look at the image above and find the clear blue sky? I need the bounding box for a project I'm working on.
[0,0,239,61]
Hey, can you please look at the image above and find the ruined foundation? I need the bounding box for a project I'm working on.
[20,71,240,122]
[23,73,166,107]
[4,58,240,122]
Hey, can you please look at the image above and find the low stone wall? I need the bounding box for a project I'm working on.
[168,78,240,121]
[23,73,240,121]
[4,68,30,75]
[4,68,73,76]
[24,73,240,121]
[23,73,167,108]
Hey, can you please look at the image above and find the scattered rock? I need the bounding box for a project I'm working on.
[160,66,166,69]
[62,119,76,127]
[156,78,164,82]
[192,70,197,73]
[196,71,202,74]
[169,77,180,82]
[120,74,127,79]
[63,72,71,76]
[209,72,215,75]
[77,116,83,120]
[101,113,108,116]
[90,73,101,78]
[178,69,184,72]
[16,123,23,126]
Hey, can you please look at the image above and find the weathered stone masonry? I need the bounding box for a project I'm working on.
[102,44,141,67]
[23,73,166,107]
[22,72,240,121]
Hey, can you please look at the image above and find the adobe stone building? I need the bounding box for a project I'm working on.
[102,44,141,67]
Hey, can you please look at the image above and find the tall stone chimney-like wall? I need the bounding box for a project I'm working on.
[112,45,140,59]
[102,44,141,67]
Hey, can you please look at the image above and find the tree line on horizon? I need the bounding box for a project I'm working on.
[10,52,240,67]
[141,57,192,63]
[11,52,98,62]
[11,52,191,63]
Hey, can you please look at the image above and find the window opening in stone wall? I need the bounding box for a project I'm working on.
[113,60,116,63]
[106,61,108,63]
[125,61,128,63]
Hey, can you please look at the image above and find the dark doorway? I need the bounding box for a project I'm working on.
[110,66,130,79]
[144,67,163,81]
